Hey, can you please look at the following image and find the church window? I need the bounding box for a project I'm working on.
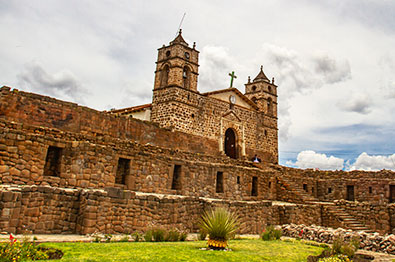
[216,172,224,193]
[252,86,257,92]
[183,66,190,89]
[166,50,171,57]
[268,86,272,93]
[160,65,170,87]
[328,188,332,194]
[369,186,372,193]
[237,176,240,184]
[43,146,62,177]
[171,165,182,190]
[116,158,130,185]
[303,184,308,192]
[251,176,258,196]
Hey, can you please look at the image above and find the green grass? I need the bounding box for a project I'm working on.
[38,239,324,262]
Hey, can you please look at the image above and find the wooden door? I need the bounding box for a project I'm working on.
[224,128,236,159]
[346,185,355,201]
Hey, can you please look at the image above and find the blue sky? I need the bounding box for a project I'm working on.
[1,0,395,171]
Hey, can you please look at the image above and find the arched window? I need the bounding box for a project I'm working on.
[268,86,272,93]
[183,66,190,89]
[252,85,257,92]
[160,65,170,87]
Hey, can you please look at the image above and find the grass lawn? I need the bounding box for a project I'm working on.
[39,239,325,262]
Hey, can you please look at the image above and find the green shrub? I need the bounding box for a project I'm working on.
[261,225,282,241]
[179,231,188,241]
[104,234,112,243]
[93,235,102,243]
[198,230,207,241]
[330,236,359,259]
[199,207,239,242]
[144,230,153,242]
[166,230,180,242]
[0,236,48,262]
[132,232,142,242]
[152,229,165,242]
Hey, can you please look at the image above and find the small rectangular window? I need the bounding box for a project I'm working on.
[171,165,182,190]
[251,176,258,196]
[116,158,130,185]
[268,181,272,188]
[303,184,307,192]
[369,187,372,194]
[328,188,332,194]
[44,146,62,177]
[237,176,240,184]
[216,172,224,193]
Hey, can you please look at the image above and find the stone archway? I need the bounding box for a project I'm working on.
[224,128,237,159]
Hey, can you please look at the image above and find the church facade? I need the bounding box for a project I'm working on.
[111,30,278,163]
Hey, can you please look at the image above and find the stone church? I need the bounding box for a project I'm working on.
[110,30,278,163]
[0,31,394,236]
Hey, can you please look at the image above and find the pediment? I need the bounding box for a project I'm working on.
[205,89,256,110]
[222,111,241,122]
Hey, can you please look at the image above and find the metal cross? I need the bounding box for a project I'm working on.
[228,71,237,88]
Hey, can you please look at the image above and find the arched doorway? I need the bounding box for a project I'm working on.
[224,128,237,159]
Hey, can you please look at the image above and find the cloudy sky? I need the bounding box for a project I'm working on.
[1,0,395,171]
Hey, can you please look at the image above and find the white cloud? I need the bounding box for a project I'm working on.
[337,93,373,114]
[347,152,395,171]
[286,150,344,170]
[17,62,88,104]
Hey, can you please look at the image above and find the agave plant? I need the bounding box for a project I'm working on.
[199,207,239,250]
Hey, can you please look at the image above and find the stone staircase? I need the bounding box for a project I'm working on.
[324,204,372,232]
[277,176,319,203]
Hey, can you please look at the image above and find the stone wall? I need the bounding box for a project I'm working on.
[0,185,79,234]
[0,86,218,157]
[0,185,292,235]
[333,200,391,234]
[0,117,276,201]
[281,167,395,204]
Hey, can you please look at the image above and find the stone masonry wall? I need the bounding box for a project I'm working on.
[0,86,218,157]
[0,185,301,235]
[0,118,276,201]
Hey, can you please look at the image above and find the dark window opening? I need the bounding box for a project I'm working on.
[369,187,372,194]
[267,98,273,115]
[312,187,314,193]
[116,158,130,185]
[264,130,268,137]
[216,172,224,193]
[268,86,272,93]
[252,86,257,92]
[328,188,332,194]
[160,65,170,87]
[237,176,240,184]
[43,146,62,177]
[166,50,171,57]
[171,165,182,190]
[183,66,190,89]
[346,185,355,201]
[251,176,258,196]
[390,185,395,203]
[268,181,272,188]
[303,184,307,192]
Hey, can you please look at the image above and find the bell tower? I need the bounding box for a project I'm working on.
[151,30,201,131]
[153,29,199,92]
[244,66,278,118]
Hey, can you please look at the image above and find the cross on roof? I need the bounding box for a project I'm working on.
[228,71,237,88]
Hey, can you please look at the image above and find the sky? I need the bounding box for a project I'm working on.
[1,0,395,171]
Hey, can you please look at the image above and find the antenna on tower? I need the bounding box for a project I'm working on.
[175,12,186,37]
